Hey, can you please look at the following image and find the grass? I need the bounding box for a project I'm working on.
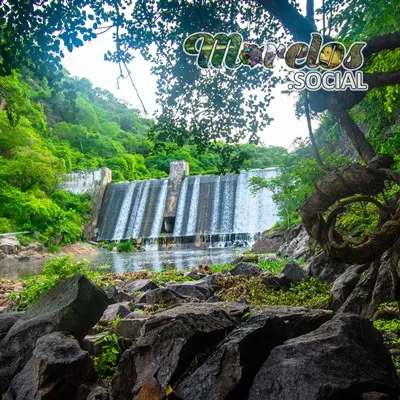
[216,276,332,309]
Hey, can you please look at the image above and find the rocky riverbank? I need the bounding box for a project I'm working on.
[1,255,400,399]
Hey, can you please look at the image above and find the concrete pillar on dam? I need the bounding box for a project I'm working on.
[162,160,189,234]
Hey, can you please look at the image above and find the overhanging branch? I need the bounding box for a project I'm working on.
[254,0,317,42]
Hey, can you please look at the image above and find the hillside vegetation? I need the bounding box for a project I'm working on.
[0,68,286,246]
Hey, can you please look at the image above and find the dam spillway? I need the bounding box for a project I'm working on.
[96,164,279,247]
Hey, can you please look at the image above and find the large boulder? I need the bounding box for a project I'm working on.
[230,262,263,277]
[339,250,395,318]
[0,236,21,255]
[277,225,311,259]
[100,302,131,323]
[331,264,368,311]
[110,303,249,400]
[4,332,95,400]
[306,252,349,283]
[252,229,285,253]
[122,279,158,297]
[174,314,289,400]
[0,312,23,340]
[248,314,400,400]
[0,274,108,393]
[175,307,333,400]
[279,261,308,285]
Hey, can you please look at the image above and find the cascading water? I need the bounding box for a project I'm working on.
[97,168,279,247]
[97,178,168,241]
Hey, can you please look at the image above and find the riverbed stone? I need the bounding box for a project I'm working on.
[230,262,263,277]
[279,261,308,285]
[331,264,367,311]
[100,302,131,323]
[0,312,24,340]
[248,314,400,400]
[4,332,95,400]
[137,287,186,306]
[0,273,108,393]
[0,236,21,255]
[306,252,349,282]
[174,307,333,400]
[110,302,249,400]
[174,314,290,400]
[123,279,158,296]
[115,318,148,340]
[81,331,110,356]
[165,283,211,300]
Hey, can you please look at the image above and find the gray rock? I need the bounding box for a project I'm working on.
[0,236,21,255]
[137,287,186,306]
[306,252,349,282]
[115,318,147,340]
[123,279,158,296]
[81,331,110,356]
[165,283,211,300]
[0,274,108,393]
[254,306,333,337]
[100,302,131,323]
[277,225,311,259]
[206,296,222,303]
[339,250,395,318]
[261,272,286,290]
[174,306,333,400]
[125,310,147,319]
[4,332,95,400]
[248,314,400,400]
[0,312,24,340]
[87,386,109,400]
[104,284,119,304]
[183,274,222,295]
[230,262,263,277]
[110,303,249,400]
[279,261,308,285]
[331,264,368,311]
[360,393,391,400]
[174,314,290,400]
[252,229,285,253]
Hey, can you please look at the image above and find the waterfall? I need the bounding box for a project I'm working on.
[113,182,136,240]
[97,168,279,246]
[149,179,168,238]
[173,178,188,237]
[186,176,200,236]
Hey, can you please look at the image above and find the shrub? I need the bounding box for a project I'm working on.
[8,256,102,310]
[116,239,135,253]
[93,333,121,380]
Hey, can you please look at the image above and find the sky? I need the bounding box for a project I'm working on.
[62,0,321,149]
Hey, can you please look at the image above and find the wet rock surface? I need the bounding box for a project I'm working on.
[248,314,400,400]
[4,332,95,400]
[0,274,107,393]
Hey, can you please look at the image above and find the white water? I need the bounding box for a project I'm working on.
[149,179,168,238]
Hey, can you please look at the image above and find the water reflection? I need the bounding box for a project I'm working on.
[0,248,243,278]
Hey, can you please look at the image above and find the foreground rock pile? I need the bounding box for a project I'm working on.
[0,265,399,399]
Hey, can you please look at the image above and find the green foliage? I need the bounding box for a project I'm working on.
[8,257,101,310]
[153,268,194,284]
[217,277,332,309]
[93,333,121,380]
[374,319,400,335]
[0,217,12,233]
[257,259,287,274]
[116,240,136,253]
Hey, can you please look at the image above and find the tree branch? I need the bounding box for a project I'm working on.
[365,70,400,90]
[254,0,317,42]
[328,105,377,164]
[304,92,328,171]
[306,0,315,23]
[364,33,400,59]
